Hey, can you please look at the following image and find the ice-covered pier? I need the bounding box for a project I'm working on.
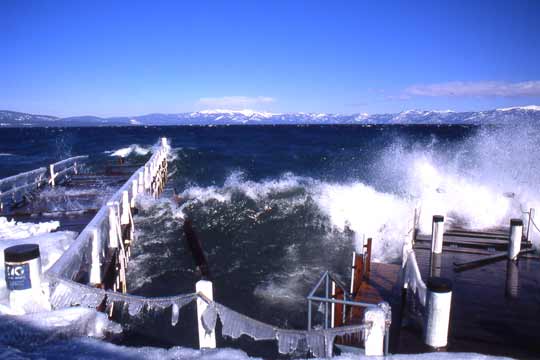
[0,137,387,358]
[1,137,539,359]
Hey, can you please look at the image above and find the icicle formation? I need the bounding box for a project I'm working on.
[214,303,275,340]
[49,278,196,324]
[403,250,427,306]
[171,303,180,326]
[201,301,371,358]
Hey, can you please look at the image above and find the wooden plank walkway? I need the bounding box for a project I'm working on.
[395,227,540,359]
[1,160,143,233]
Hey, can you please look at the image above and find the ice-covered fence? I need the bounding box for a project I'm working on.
[48,155,88,187]
[0,155,90,210]
[0,167,48,210]
[45,138,376,357]
[47,277,371,358]
[46,138,170,288]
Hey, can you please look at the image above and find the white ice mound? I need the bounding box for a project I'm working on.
[0,229,77,302]
[0,307,122,348]
[0,217,59,240]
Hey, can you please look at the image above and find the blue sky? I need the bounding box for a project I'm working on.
[1,0,540,117]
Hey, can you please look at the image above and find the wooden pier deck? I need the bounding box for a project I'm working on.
[395,226,540,359]
[1,162,141,233]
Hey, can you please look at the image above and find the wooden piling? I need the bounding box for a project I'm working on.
[196,280,216,349]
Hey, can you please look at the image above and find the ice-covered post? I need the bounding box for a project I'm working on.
[131,180,138,207]
[49,164,56,187]
[107,202,119,249]
[431,215,445,254]
[89,228,102,286]
[364,305,387,356]
[4,244,48,312]
[508,218,523,261]
[144,165,151,191]
[526,208,534,242]
[121,190,130,225]
[196,280,216,349]
[424,277,452,348]
[138,171,144,193]
[506,260,519,298]
[430,253,442,278]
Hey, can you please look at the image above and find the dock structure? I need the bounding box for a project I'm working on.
[398,212,540,358]
[1,138,170,293]
[3,143,539,358]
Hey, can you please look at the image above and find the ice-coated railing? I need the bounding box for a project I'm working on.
[46,138,170,286]
[44,138,382,357]
[0,167,48,208]
[48,155,88,187]
[0,155,89,210]
[401,207,427,307]
[48,277,371,358]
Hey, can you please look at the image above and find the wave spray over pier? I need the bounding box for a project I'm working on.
[0,125,538,359]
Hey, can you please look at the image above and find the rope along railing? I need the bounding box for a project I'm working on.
[48,278,372,358]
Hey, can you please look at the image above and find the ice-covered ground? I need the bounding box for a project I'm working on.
[0,335,516,360]
[0,217,60,240]
[0,217,76,310]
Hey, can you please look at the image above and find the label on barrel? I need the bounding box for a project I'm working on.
[5,263,31,290]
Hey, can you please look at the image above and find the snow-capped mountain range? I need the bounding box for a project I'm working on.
[1,106,540,127]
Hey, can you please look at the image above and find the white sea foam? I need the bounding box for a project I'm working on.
[174,125,540,262]
[105,144,151,158]
[313,182,413,262]
[0,153,13,156]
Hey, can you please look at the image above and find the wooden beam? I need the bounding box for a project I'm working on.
[352,253,364,295]
[365,238,372,280]
[453,249,536,272]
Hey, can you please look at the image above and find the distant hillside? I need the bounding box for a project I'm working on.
[1,106,540,127]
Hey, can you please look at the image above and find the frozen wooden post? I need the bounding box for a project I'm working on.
[364,305,387,356]
[508,219,523,261]
[143,166,150,191]
[506,260,519,298]
[107,202,119,249]
[431,215,445,254]
[196,280,216,349]
[138,171,144,193]
[331,281,344,328]
[49,164,56,187]
[430,253,442,278]
[89,228,102,286]
[131,180,138,207]
[121,190,130,225]
[365,237,372,279]
[350,251,364,294]
[424,277,452,348]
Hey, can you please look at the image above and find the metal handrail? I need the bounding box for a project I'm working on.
[307,270,390,355]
